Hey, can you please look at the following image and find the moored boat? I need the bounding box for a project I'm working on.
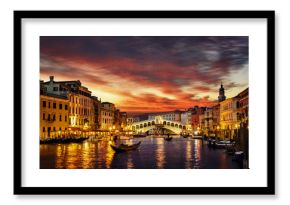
[164,137,173,141]
[110,141,141,153]
[207,138,216,147]
[215,140,235,149]
[232,151,244,162]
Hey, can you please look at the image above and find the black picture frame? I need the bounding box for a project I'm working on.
[14,10,275,195]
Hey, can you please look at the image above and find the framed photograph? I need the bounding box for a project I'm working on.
[14,10,275,195]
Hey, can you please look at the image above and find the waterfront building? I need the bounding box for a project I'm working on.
[212,104,220,136]
[40,93,69,139]
[203,107,214,136]
[101,102,115,131]
[237,87,249,165]
[181,109,193,132]
[148,110,181,122]
[219,96,240,139]
[127,117,140,124]
[91,96,102,131]
[191,106,207,133]
[68,87,95,132]
[41,76,95,133]
[120,112,128,130]
[237,88,249,128]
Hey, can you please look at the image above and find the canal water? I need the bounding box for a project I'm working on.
[40,135,242,169]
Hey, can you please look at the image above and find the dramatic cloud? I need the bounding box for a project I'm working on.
[40,36,248,114]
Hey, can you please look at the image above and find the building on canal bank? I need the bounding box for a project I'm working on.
[100,102,115,131]
[148,110,181,122]
[41,76,96,134]
[68,86,95,132]
[40,76,128,138]
[219,96,240,140]
[113,109,128,132]
[40,93,69,139]
[91,96,102,131]
[191,106,207,134]
[181,109,193,133]
[236,87,249,167]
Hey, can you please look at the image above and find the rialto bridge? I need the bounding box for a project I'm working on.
[130,116,186,134]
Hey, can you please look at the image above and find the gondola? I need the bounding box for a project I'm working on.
[110,141,141,153]
[164,137,173,141]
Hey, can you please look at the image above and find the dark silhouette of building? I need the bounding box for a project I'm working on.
[218,83,226,102]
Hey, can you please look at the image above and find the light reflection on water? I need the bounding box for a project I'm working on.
[40,135,242,169]
[155,137,165,169]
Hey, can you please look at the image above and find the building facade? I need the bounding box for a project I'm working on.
[219,96,240,139]
[191,106,206,132]
[91,96,102,131]
[203,107,214,136]
[40,94,69,139]
[100,102,115,131]
[181,110,193,132]
[42,76,96,132]
[127,117,140,125]
[148,110,181,122]
[237,88,249,128]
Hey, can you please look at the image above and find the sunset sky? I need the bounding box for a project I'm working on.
[40,36,248,114]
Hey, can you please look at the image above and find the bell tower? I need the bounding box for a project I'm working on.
[218,83,226,102]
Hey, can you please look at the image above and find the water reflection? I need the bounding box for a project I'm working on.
[193,139,202,169]
[127,154,134,169]
[185,140,192,169]
[105,141,114,168]
[40,136,242,169]
[155,137,165,169]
